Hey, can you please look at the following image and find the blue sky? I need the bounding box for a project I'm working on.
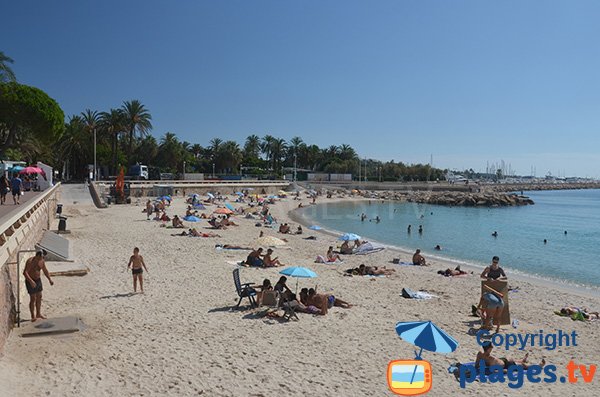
[3,1,600,177]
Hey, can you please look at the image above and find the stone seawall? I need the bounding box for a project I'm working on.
[0,184,60,352]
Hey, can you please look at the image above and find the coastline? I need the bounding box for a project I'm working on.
[1,192,599,396]
[289,197,600,299]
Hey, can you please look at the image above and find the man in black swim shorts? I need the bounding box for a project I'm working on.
[23,250,53,322]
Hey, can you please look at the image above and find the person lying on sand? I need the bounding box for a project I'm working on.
[358,264,395,276]
[172,215,184,228]
[559,306,600,320]
[476,341,544,371]
[412,249,427,266]
[215,244,252,250]
[303,288,352,309]
[438,266,471,277]
[263,248,284,267]
[208,218,227,229]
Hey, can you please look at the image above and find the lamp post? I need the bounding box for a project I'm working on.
[293,152,297,182]
[212,163,215,178]
[93,127,97,181]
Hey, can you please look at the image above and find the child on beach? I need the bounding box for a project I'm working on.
[127,247,148,293]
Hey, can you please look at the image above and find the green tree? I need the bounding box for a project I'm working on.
[0,51,16,82]
[0,82,64,157]
[121,99,152,160]
[55,116,90,179]
[133,135,158,166]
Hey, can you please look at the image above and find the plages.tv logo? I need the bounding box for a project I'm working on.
[389,321,459,396]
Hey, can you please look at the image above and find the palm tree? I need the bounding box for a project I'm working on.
[270,138,287,175]
[216,141,242,173]
[0,51,16,82]
[339,144,357,161]
[190,144,203,159]
[121,100,152,160]
[260,135,275,168]
[99,108,124,175]
[157,132,182,172]
[243,134,261,160]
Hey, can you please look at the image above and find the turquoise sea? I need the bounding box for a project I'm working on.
[298,189,600,288]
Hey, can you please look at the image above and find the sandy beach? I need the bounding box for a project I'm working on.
[0,190,599,396]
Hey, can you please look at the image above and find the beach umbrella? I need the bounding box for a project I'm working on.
[183,215,201,222]
[207,192,215,198]
[279,266,318,293]
[339,233,361,241]
[394,320,459,386]
[11,165,24,172]
[214,208,234,215]
[225,203,235,211]
[309,225,322,230]
[19,166,45,175]
[235,191,244,196]
[256,236,286,247]
[193,203,206,210]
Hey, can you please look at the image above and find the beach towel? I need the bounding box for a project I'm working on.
[396,261,417,266]
[401,287,437,299]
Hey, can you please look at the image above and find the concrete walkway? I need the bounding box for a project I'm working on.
[58,183,94,205]
[0,190,42,225]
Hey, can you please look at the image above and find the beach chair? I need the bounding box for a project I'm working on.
[279,294,300,321]
[233,269,257,308]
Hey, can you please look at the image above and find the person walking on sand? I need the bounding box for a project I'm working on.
[23,250,53,322]
[127,247,148,293]
[145,200,153,220]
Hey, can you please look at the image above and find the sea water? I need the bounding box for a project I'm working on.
[299,189,600,288]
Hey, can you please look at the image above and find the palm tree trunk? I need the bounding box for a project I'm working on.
[112,132,117,175]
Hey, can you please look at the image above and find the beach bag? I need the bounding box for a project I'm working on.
[402,287,417,299]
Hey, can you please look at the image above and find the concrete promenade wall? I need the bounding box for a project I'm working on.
[0,184,60,352]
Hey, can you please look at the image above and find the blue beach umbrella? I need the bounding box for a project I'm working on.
[207,192,215,199]
[193,203,206,210]
[309,225,322,230]
[183,215,201,222]
[225,203,235,211]
[235,191,244,196]
[12,165,24,172]
[279,266,318,293]
[339,233,361,241]
[395,321,459,385]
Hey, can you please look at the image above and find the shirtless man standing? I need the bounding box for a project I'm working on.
[127,247,148,293]
[23,250,53,322]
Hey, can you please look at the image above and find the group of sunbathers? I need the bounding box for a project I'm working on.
[254,277,352,316]
[278,223,302,235]
[244,247,284,268]
[171,228,221,238]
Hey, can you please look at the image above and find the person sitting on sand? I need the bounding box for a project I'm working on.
[327,246,342,262]
[172,215,184,228]
[220,217,238,227]
[437,266,470,277]
[358,264,395,276]
[476,341,544,371]
[278,223,291,234]
[263,248,283,267]
[159,212,170,222]
[255,279,273,305]
[245,248,264,267]
[185,206,198,217]
[412,249,427,266]
[274,276,294,301]
[296,225,303,235]
[340,241,354,255]
[208,217,227,229]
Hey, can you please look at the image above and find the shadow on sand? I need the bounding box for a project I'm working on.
[99,292,137,299]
